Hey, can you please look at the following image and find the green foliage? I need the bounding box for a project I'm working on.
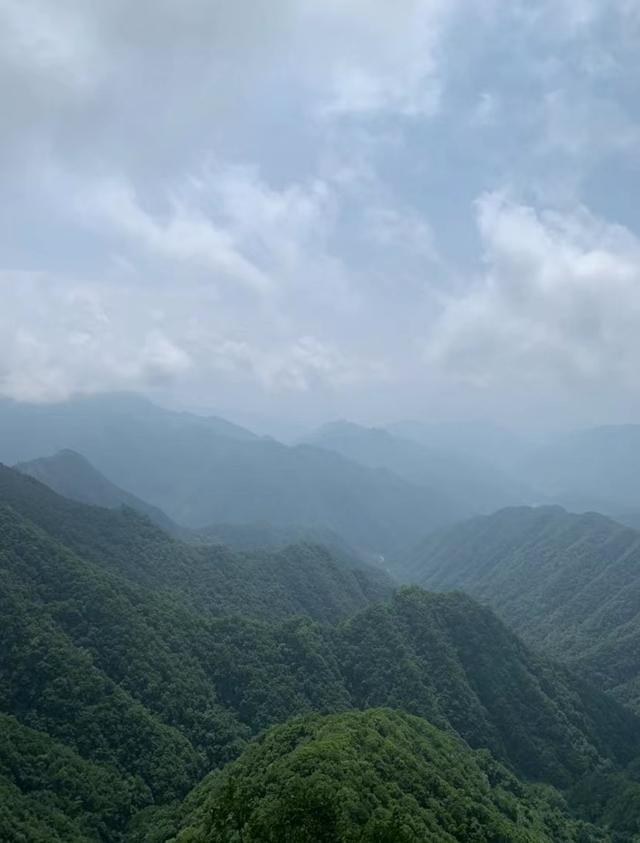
[173,709,607,843]
[0,713,135,841]
[0,464,393,622]
[1,467,640,840]
[336,588,640,786]
[15,449,177,534]
[405,505,640,712]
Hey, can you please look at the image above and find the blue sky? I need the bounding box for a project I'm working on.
[1,0,640,428]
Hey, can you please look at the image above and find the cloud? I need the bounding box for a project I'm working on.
[1,0,640,422]
[0,258,383,403]
[73,162,358,313]
[82,176,273,294]
[201,334,386,393]
[0,0,103,91]
[424,192,640,390]
[308,0,452,118]
[0,272,192,402]
[0,0,454,175]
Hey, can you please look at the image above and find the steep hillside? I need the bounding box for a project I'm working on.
[2,469,640,838]
[14,449,178,533]
[170,709,606,843]
[3,503,640,837]
[0,394,454,554]
[0,465,392,622]
[0,494,390,836]
[13,449,372,565]
[0,713,138,843]
[193,520,359,560]
[305,420,532,516]
[334,588,640,788]
[406,506,640,711]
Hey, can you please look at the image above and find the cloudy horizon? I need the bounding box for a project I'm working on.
[2,0,640,430]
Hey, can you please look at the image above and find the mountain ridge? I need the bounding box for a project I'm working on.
[0,394,457,554]
[405,505,640,712]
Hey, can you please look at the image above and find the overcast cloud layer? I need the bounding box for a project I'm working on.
[1,0,640,428]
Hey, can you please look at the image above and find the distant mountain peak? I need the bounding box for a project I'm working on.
[14,449,177,532]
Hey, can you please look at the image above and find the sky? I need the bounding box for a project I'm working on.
[1,0,640,430]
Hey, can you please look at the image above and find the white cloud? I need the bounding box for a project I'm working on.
[200,334,385,393]
[288,0,454,118]
[2,0,640,421]
[0,273,192,402]
[82,177,273,294]
[0,261,383,403]
[73,163,359,314]
[424,192,640,389]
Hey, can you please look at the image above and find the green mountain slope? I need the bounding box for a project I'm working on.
[0,713,138,843]
[192,520,361,560]
[0,464,393,621]
[14,448,371,564]
[406,506,640,712]
[0,394,455,554]
[2,471,640,839]
[170,709,606,843]
[15,449,179,533]
[334,588,640,788]
[0,486,392,835]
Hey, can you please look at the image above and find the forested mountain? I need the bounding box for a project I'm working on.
[406,505,640,712]
[3,467,640,838]
[192,520,364,562]
[0,468,391,839]
[0,713,140,842]
[305,420,533,516]
[0,393,258,465]
[3,465,640,839]
[0,465,392,621]
[14,448,368,562]
[169,709,607,842]
[0,394,455,554]
[14,449,179,534]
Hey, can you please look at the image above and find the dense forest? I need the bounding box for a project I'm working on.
[168,709,609,842]
[405,505,640,712]
[2,464,640,839]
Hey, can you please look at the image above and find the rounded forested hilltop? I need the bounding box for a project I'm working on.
[171,708,606,843]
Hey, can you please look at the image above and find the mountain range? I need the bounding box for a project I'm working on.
[0,394,459,556]
[12,448,387,565]
[3,464,640,838]
[405,505,640,713]
[5,396,640,839]
[303,420,534,517]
